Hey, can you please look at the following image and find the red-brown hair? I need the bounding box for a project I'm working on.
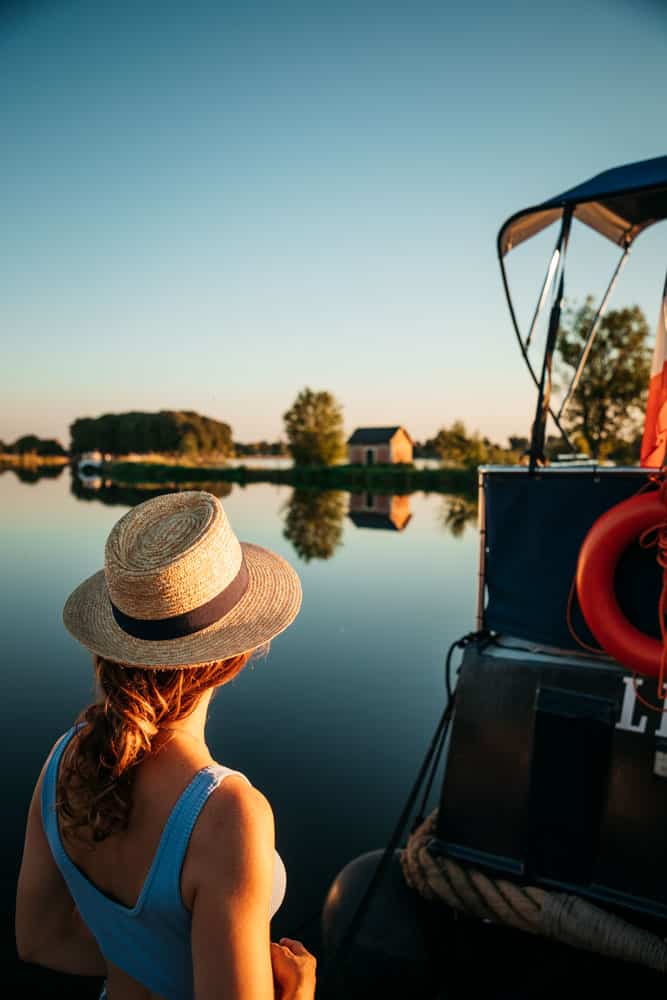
[57,652,251,844]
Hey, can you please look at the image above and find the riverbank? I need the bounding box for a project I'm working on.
[106,460,477,495]
[0,453,69,469]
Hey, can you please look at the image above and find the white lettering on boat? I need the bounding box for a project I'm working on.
[616,676,647,734]
[615,676,667,735]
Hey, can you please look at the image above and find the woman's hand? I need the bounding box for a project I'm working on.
[270,937,317,1000]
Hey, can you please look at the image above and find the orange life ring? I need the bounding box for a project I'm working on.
[576,492,666,679]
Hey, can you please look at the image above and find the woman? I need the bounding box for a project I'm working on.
[15,491,317,1000]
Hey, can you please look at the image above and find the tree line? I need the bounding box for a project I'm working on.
[4,300,651,466]
[70,410,234,458]
[1,435,68,457]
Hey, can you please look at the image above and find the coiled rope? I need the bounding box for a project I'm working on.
[401,810,667,974]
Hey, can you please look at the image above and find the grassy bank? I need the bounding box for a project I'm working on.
[106,461,477,496]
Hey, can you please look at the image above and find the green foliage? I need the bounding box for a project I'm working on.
[283,489,346,561]
[439,495,478,537]
[234,440,288,456]
[9,435,67,456]
[71,478,232,507]
[556,299,651,460]
[283,388,345,466]
[69,410,233,458]
[430,421,521,468]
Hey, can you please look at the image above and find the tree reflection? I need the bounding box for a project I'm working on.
[283,489,346,562]
[438,494,478,538]
[0,464,67,484]
[70,473,232,507]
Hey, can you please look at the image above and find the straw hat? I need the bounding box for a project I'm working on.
[63,491,302,668]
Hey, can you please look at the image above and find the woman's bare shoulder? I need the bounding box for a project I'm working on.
[200,774,274,845]
[183,772,275,898]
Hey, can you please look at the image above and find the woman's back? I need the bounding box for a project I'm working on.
[42,726,286,1000]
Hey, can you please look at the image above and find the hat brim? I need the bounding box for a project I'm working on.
[63,542,302,668]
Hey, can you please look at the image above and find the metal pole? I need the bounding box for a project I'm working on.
[475,468,487,632]
[529,208,573,472]
[525,246,560,349]
[557,247,630,423]
[497,219,577,454]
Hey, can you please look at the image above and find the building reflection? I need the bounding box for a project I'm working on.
[283,489,346,562]
[347,493,412,532]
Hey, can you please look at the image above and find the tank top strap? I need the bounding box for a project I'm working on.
[41,725,82,866]
[145,763,250,913]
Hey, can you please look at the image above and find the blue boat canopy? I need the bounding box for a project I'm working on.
[499,155,667,256]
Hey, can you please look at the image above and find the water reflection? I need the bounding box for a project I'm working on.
[70,474,232,507]
[1,474,479,986]
[0,463,67,484]
[283,489,346,561]
[347,493,412,532]
[439,495,478,537]
[63,468,477,546]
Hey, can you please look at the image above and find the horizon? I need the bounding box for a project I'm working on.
[3,0,666,447]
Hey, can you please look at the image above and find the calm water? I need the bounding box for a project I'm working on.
[3,468,478,992]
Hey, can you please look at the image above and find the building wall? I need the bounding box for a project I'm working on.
[348,429,413,464]
[390,429,413,464]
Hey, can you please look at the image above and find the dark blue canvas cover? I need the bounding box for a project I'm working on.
[483,468,664,651]
[499,155,667,255]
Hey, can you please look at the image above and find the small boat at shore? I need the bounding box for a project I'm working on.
[76,450,104,475]
[321,156,667,996]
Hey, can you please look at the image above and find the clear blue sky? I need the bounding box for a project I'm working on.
[3,0,666,447]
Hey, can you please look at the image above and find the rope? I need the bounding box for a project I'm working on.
[635,473,667,707]
[402,809,667,975]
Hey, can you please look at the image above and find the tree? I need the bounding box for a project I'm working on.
[69,410,233,458]
[432,421,473,466]
[508,436,529,454]
[12,435,67,456]
[283,388,345,466]
[556,299,651,460]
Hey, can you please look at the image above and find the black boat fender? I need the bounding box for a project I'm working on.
[321,849,439,997]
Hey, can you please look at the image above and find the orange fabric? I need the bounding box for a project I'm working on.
[641,369,667,467]
[641,283,667,467]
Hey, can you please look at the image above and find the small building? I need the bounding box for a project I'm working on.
[347,426,413,465]
[348,493,412,532]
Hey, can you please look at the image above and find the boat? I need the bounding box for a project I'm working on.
[320,157,667,997]
[77,450,104,475]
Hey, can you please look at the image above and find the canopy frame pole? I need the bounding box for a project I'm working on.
[556,246,631,423]
[529,208,573,472]
[525,245,561,349]
[497,215,576,453]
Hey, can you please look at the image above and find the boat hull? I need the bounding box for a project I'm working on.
[438,642,667,923]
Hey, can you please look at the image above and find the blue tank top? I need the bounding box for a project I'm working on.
[42,727,286,1000]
